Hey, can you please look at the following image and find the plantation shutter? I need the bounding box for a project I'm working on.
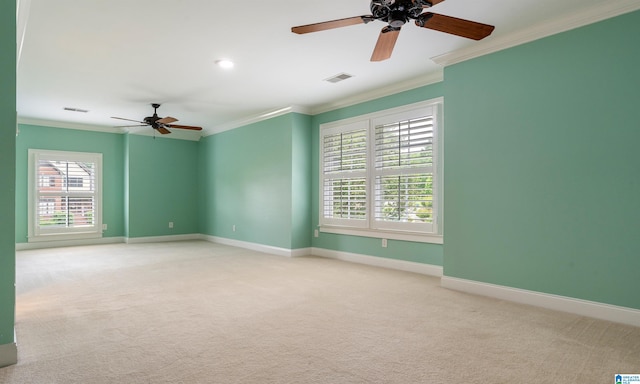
[29,150,103,241]
[37,159,96,228]
[318,100,441,239]
[321,122,368,226]
[372,112,435,232]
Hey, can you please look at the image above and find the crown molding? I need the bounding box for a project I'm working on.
[17,117,202,141]
[18,117,119,133]
[432,0,640,67]
[309,70,444,116]
[203,105,311,136]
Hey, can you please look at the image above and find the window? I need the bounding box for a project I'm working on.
[322,121,368,227]
[319,99,442,243]
[28,149,103,242]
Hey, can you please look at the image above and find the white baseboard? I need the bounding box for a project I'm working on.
[201,235,311,258]
[311,247,443,277]
[125,234,201,244]
[201,237,442,276]
[291,247,313,257]
[16,236,125,251]
[16,234,205,250]
[441,276,640,327]
[0,342,17,368]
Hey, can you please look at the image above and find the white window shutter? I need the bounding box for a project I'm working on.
[28,149,103,242]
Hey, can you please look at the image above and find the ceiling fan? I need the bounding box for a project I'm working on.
[111,103,203,135]
[291,0,495,61]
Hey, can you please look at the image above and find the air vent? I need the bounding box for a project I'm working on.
[325,73,353,84]
[64,107,89,113]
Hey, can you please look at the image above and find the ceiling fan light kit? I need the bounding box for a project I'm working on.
[111,103,203,135]
[291,0,495,61]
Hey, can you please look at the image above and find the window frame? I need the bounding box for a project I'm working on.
[28,149,103,242]
[318,99,443,244]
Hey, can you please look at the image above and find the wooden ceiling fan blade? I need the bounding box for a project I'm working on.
[370,27,400,62]
[165,124,203,131]
[416,13,495,40]
[111,116,145,124]
[157,116,178,124]
[157,127,172,134]
[292,16,370,34]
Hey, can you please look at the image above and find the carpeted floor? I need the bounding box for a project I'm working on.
[1,241,639,383]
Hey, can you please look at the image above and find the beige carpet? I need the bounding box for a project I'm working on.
[1,241,638,383]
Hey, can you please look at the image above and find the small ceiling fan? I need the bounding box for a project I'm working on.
[111,103,203,135]
[291,0,495,61]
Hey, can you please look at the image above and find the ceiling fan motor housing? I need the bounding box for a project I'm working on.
[144,103,161,128]
[370,0,427,27]
[144,116,161,128]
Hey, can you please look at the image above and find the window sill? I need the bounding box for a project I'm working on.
[319,226,443,245]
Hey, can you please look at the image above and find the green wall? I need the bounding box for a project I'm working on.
[0,0,16,349]
[291,113,312,249]
[15,125,125,242]
[15,128,200,242]
[125,135,199,238]
[443,10,640,309]
[310,83,445,266]
[199,113,311,250]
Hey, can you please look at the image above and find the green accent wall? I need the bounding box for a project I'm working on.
[443,10,640,309]
[199,113,311,250]
[125,135,199,238]
[0,0,16,348]
[310,83,445,266]
[15,125,125,242]
[123,134,131,237]
[291,113,312,249]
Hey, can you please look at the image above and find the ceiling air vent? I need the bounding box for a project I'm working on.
[324,73,353,84]
[64,107,89,113]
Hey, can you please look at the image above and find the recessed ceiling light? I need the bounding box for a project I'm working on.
[215,59,234,69]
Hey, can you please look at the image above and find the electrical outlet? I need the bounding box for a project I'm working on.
[102,224,107,231]
[382,239,388,248]
[169,222,174,229]
[314,229,319,238]
[232,225,236,232]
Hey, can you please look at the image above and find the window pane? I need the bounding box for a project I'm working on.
[38,160,95,193]
[37,196,95,228]
[375,116,433,169]
[323,178,367,220]
[36,158,96,230]
[38,196,68,227]
[323,129,367,174]
[38,198,56,223]
[69,197,95,227]
[375,174,433,223]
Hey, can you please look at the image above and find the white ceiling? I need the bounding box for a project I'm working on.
[16,0,640,138]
